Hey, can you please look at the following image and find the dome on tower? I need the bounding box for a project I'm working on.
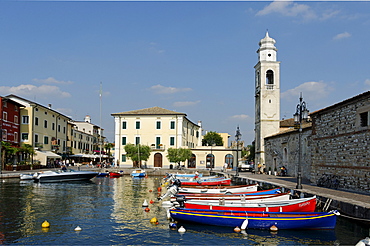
[259,31,277,50]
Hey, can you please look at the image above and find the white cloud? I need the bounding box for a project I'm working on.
[256,1,316,20]
[281,81,334,103]
[33,77,74,85]
[230,114,252,121]
[173,100,200,107]
[0,84,71,98]
[150,84,192,94]
[333,32,351,40]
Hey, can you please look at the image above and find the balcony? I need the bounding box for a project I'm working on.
[151,144,166,151]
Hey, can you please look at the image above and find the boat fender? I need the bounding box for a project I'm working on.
[355,237,370,246]
[270,225,278,232]
[41,220,50,228]
[178,226,186,233]
[234,226,241,233]
[142,200,149,207]
[169,222,177,230]
[166,209,171,220]
[144,207,150,212]
[241,219,248,230]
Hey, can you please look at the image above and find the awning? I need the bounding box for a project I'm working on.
[36,150,61,159]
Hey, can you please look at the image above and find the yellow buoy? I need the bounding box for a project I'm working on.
[42,220,50,228]
[150,217,158,223]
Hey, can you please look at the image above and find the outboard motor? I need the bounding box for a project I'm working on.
[158,183,180,201]
[173,179,182,187]
[175,195,187,207]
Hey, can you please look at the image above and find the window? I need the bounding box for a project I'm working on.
[52,123,55,130]
[121,154,126,162]
[14,132,18,142]
[58,125,60,132]
[122,137,127,145]
[22,116,29,124]
[170,121,175,129]
[156,137,161,148]
[44,120,48,128]
[3,112,7,121]
[266,70,274,85]
[14,115,18,124]
[136,121,140,129]
[135,136,140,145]
[2,129,7,140]
[44,136,49,145]
[122,121,127,129]
[156,121,161,129]
[170,137,175,146]
[360,112,369,127]
[63,127,66,134]
[35,134,39,143]
[21,133,29,141]
[35,117,39,126]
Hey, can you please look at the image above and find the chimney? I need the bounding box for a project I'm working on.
[85,115,91,123]
[48,104,52,109]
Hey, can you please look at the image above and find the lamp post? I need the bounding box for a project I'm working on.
[293,93,309,189]
[235,126,242,177]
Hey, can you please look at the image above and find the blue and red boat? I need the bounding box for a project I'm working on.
[169,208,339,230]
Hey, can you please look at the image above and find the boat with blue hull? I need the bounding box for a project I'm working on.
[33,170,98,183]
[169,208,339,230]
[131,169,146,177]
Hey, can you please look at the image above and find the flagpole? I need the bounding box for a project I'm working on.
[99,82,102,166]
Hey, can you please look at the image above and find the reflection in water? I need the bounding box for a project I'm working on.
[0,177,368,245]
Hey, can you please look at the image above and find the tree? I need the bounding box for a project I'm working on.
[19,144,36,165]
[202,131,223,146]
[124,143,151,168]
[246,142,255,162]
[166,148,193,168]
[104,142,114,157]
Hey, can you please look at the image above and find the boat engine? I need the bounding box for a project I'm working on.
[175,195,187,207]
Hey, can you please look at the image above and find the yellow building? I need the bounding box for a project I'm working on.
[111,107,202,168]
[7,94,71,165]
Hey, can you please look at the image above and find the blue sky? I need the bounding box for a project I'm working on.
[1,1,370,145]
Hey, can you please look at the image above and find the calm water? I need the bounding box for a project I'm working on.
[0,176,368,245]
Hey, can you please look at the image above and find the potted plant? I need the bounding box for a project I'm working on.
[268,167,271,175]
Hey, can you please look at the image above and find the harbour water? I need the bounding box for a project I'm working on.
[0,176,368,245]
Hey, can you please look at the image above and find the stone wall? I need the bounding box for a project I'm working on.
[311,92,370,193]
[264,127,312,181]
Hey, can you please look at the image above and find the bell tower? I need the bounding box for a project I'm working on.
[254,31,281,166]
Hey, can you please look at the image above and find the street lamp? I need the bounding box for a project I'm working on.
[235,126,242,177]
[293,93,309,189]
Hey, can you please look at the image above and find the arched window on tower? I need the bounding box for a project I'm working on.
[266,70,274,88]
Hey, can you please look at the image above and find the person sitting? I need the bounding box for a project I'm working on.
[61,165,67,171]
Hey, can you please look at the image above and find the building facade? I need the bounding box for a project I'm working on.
[111,107,202,168]
[254,32,281,166]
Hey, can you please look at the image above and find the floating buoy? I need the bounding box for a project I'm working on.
[157,187,162,192]
[234,226,241,233]
[142,200,149,207]
[150,199,154,204]
[150,217,158,223]
[149,190,153,193]
[178,226,186,233]
[74,226,82,231]
[144,207,150,212]
[41,220,50,228]
[169,222,177,230]
[270,225,278,232]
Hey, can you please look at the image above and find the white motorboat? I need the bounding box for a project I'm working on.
[33,169,98,183]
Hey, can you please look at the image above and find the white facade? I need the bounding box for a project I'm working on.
[254,32,281,165]
[111,107,202,168]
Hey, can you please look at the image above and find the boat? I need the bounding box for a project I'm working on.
[97,172,109,177]
[178,184,258,194]
[109,171,123,178]
[169,173,203,178]
[131,169,146,177]
[169,208,339,230]
[179,177,231,186]
[33,170,98,183]
[178,187,280,196]
[20,173,34,180]
[181,196,317,212]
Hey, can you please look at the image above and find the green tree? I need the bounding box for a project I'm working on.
[202,131,223,146]
[166,148,193,168]
[104,142,114,157]
[124,143,151,168]
[246,142,255,162]
[19,144,36,165]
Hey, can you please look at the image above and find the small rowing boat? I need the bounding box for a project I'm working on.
[169,208,339,230]
[178,184,258,194]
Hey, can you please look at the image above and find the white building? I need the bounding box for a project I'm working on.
[111,107,202,168]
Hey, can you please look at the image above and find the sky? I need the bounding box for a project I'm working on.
[1,1,370,145]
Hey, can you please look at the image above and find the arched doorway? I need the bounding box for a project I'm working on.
[225,154,233,170]
[188,154,196,168]
[154,153,162,167]
[206,154,214,169]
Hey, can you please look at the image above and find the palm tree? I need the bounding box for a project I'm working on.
[20,144,36,165]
